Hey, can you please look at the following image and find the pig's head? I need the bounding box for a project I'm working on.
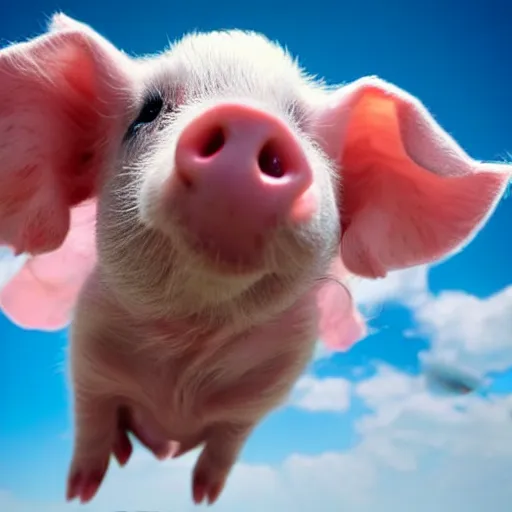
[98,28,345,321]
[0,14,509,330]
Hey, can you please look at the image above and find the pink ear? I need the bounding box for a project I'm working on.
[0,201,98,330]
[315,255,366,351]
[313,76,511,279]
[0,14,134,330]
[0,13,133,255]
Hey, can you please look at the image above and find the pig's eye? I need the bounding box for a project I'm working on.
[125,92,164,139]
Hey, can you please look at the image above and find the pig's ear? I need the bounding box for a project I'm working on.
[316,255,367,351]
[0,12,134,256]
[0,14,135,330]
[312,76,511,279]
[0,201,98,331]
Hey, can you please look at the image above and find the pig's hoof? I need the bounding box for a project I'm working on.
[66,456,109,504]
[192,459,227,505]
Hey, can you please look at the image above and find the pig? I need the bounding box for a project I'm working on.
[0,12,510,507]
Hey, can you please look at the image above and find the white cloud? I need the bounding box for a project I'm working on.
[290,374,351,412]
[352,366,512,509]
[3,366,512,512]
[356,364,422,401]
[354,364,512,462]
[351,263,512,375]
[353,265,429,309]
[414,285,512,373]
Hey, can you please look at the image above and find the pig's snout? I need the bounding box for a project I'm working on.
[169,103,316,269]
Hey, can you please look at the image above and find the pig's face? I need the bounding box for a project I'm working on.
[97,31,340,321]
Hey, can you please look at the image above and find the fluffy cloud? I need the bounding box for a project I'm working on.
[354,364,512,452]
[2,365,512,512]
[350,365,512,511]
[351,264,512,375]
[414,285,512,373]
[290,374,351,412]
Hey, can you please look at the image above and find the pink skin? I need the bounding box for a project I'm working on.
[170,103,316,269]
[0,13,510,507]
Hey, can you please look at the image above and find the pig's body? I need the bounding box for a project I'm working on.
[62,31,350,504]
[63,31,345,503]
[0,13,510,508]
[71,268,317,503]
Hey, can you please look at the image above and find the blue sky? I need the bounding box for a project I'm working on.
[1,1,512,511]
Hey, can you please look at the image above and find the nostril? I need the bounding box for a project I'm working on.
[258,141,285,178]
[198,126,226,158]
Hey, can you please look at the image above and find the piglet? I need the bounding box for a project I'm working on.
[0,13,510,506]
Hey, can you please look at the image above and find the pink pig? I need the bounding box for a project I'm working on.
[0,13,510,506]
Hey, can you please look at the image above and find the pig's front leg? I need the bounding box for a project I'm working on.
[66,392,118,503]
[192,422,253,505]
[65,280,124,504]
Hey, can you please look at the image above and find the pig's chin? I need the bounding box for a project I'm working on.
[162,231,269,307]
[150,211,274,279]
[174,228,270,280]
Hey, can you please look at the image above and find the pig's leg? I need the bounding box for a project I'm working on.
[192,423,253,505]
[66,393,118,503]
